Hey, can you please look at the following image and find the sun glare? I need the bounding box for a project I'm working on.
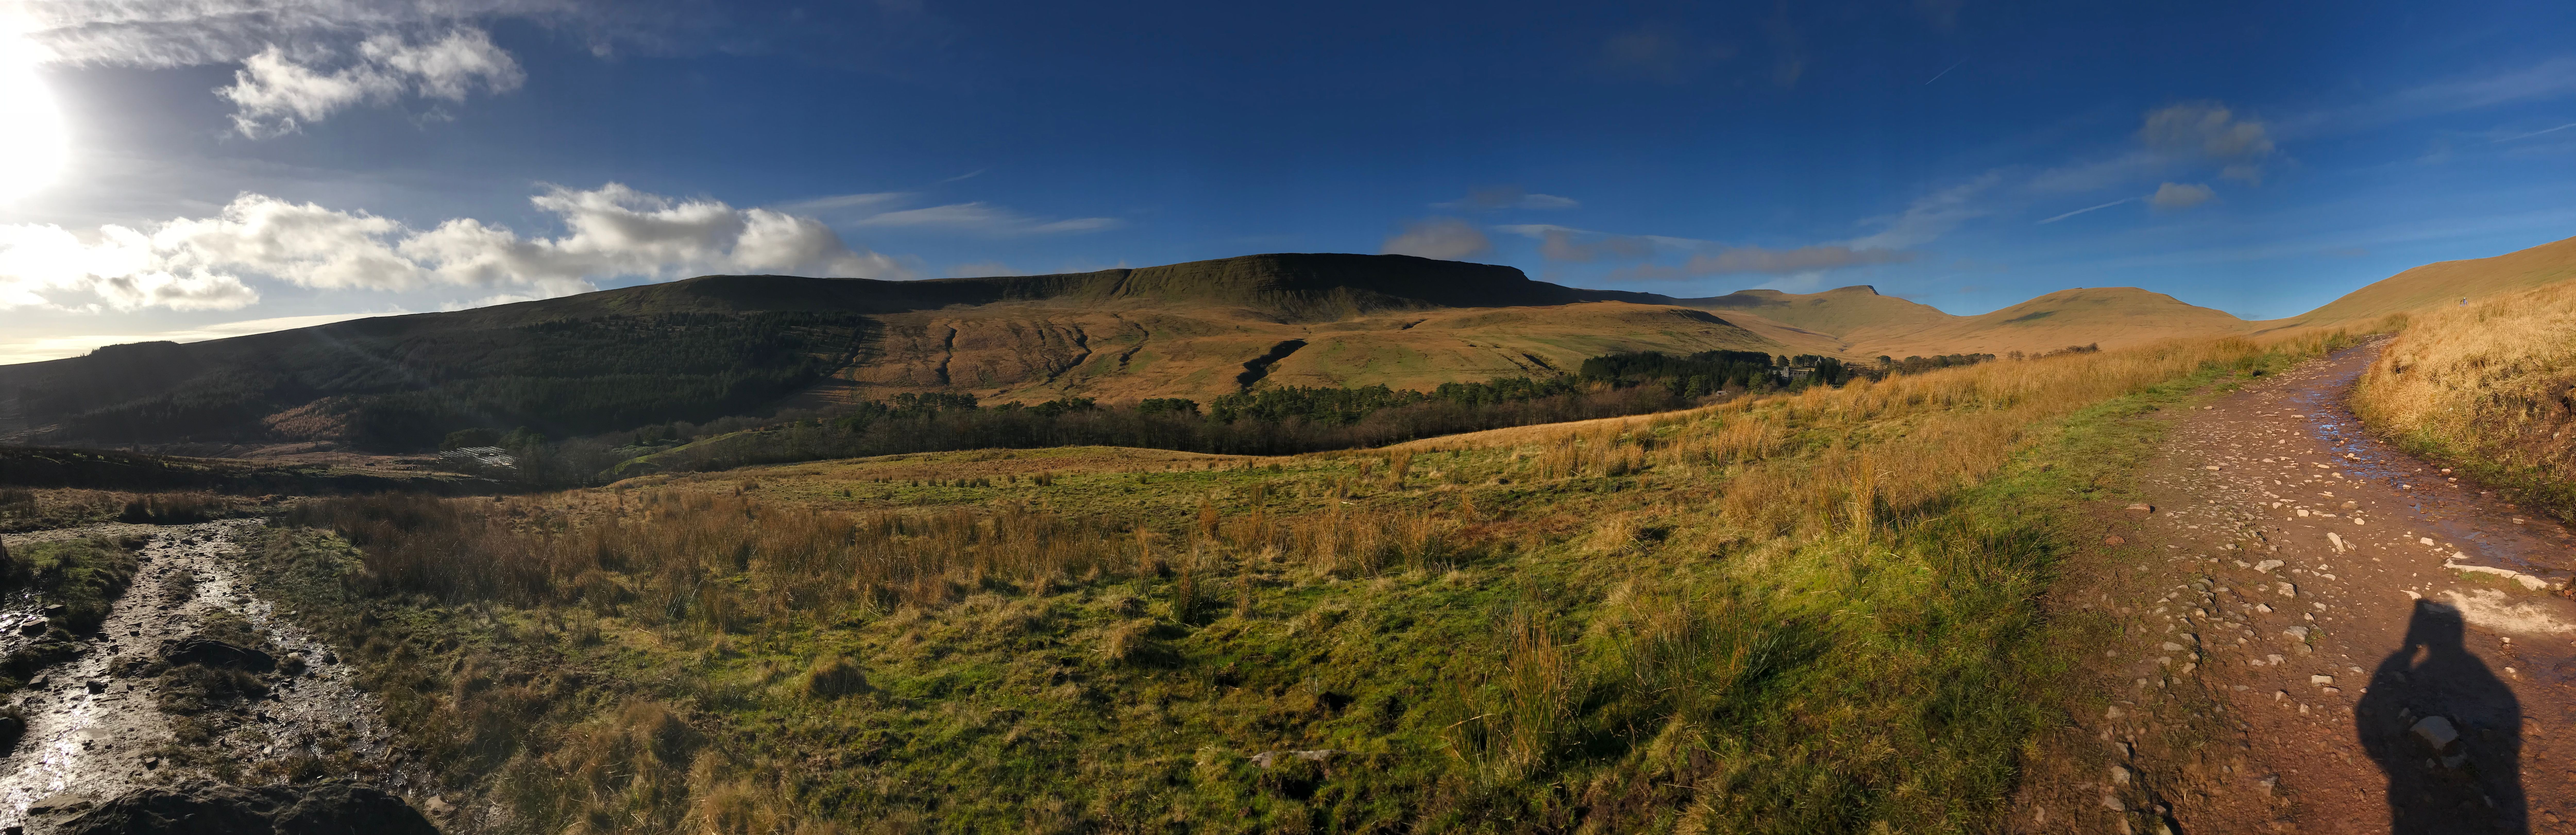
[0,24,67,205]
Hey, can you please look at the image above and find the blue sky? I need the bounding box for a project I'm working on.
[3,0,2574,362]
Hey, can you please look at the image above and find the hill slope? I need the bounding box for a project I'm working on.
[0,254,1813,451]
[2259,233,2576,330]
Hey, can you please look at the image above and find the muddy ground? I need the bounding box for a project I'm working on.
[2027,339,2576,834]
[0,519,434,831]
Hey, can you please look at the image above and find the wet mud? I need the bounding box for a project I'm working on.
[0,519,424,831]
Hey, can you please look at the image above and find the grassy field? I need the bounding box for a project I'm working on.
[242,330,2359,834]
[2354,280,2576,521]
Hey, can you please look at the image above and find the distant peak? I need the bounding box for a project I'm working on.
[1825,285,1881,295]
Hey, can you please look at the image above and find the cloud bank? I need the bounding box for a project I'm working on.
[0,183,909,311]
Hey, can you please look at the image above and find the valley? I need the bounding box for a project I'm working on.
[0,236,2570,833]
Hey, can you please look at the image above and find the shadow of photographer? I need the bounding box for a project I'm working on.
[2356,599,2526,833]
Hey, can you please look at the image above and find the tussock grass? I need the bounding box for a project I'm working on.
[249,329,2360,833]
[2357,280,2576,518]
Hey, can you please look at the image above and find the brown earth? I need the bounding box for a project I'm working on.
[2022,339,2576,834]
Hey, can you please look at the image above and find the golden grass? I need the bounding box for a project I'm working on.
[2357,277,2576,516]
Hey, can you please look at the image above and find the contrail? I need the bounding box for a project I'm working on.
[2495,122,2576,143]
[1925,61,1964,85]
[2038,197,2137,224]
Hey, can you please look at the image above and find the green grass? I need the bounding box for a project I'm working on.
[238,345,2323,833]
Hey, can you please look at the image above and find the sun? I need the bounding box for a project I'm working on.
[0,26,67,205]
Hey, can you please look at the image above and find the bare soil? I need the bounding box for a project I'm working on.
[2026,339,2576,834]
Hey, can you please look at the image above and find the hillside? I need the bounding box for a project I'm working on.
[13,234,2574,453]
[2259,233,2576,330]
[0,254,1816,451]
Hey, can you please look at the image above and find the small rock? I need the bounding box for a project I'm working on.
[2253,559,2284,573]
[2111,764,2132,785]
[2105,535,2126,546]
[2310,674,2335,686]
[82,680,105,694]
[2411,716,2460,751]
[2126,503,2153,513]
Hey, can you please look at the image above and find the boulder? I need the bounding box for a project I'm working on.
[26,780,436,835]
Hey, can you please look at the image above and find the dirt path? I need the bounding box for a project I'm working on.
[0,519,422,829]
[2045,340,2576,834]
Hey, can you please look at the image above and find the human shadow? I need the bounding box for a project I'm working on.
[2355,599,2526,833]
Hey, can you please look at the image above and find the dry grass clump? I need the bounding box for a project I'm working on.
[2358,280,2576,517]
[801,656,870,698]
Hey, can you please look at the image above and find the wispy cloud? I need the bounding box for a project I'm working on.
[2147,182,2215,210]
[1380,218,1492,261]
[773,192,912,214]
[1605,245,1914,281]
[1845,172,1999,250]
[1434,186,1579,211]
[849,202,1122,235]
[2342,57,2576,130]
[2495,122,2576,143]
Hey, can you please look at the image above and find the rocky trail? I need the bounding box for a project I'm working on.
[0,520,436,833]
[2041,339,2576,834]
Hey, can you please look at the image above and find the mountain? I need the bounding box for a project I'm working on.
[0,254,1817,451]
[13,235,2575,453]
[2257,233,2576,331]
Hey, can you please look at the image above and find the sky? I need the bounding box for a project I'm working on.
[2,0,2574,363]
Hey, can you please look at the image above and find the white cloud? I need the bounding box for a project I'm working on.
[219,28,523,135]
[1379,218,1492,261]
[2148,182,2215,210]
[0,182,911,311]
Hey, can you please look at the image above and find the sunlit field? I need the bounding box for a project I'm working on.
[252,329,2360,834]
[2357,287,2576,521]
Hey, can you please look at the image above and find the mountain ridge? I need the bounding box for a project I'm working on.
[6,236,2570,451]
